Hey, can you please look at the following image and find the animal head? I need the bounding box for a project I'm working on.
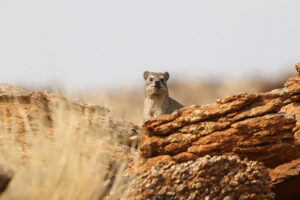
[143,71,169,97]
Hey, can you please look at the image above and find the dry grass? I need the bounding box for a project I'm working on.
[0,97,136,200]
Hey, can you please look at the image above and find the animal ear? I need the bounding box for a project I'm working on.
[143,71,150,80]
[164,72,169,81]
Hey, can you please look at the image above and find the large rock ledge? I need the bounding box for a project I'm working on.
[0,83,140,146]
[141,87,300,168]
[131,64,300,200]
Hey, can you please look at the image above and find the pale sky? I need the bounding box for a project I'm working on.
[0,0,299,90]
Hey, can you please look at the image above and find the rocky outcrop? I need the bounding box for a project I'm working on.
[126,155,274,200]
[0,83,141,157]
[141,88,300,168]
[130,64,300,199]
[0,83,140,146]
[2,65,300,199]
[0,83,141,198]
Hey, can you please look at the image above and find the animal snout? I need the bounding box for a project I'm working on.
[154,80,161,86]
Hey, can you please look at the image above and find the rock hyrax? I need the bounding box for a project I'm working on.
[143,71,184,120]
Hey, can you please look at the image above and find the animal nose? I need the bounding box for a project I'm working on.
[154,80,160,85]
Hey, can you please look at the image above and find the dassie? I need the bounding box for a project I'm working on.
[143,71,184,120]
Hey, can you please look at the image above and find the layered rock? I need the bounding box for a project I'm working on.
[2,65,300,199]
[0,83,140,146]
[133,64,300,199]
[141,88,300,168]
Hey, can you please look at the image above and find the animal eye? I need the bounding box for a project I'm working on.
[160,78,164,82]
[149,78,153,81]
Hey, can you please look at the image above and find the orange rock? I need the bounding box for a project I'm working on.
[141,88,300,168]
[126,155,275,200]
[268,158,300,200]
[136,65,300,200]
[0,83,140,146]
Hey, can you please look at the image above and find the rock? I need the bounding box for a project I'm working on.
[125,155,275,200]
[0,83,140,146]
[0,83,141,198]
[0,163,13,194]
[135,65,300,200]
[268,158,300,200]
[141,87,300,168]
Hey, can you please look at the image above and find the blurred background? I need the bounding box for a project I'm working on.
[0,0,299,124]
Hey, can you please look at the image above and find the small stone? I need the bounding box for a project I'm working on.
[166,191,175,196]
[223,196,232,200]
[175,179,182,184]
[151,167,159,177]
[187,160,193,165]
[230,180,239,187]
[171,165,176,171]
[151,179,158,185]
[253,170,262,178]
[137,188,143,193]
[194,182,202,189]
[237,174,247,183]
[214,156,222,163]
[210,176,216,182]
[223,176,229,183]
[251,180,260,184]
[246,167,253,173]
[176,184,186,193]
[191,191,200,199]
[228,156,238,162]
[205,188,209,194]
[158,186,167,195]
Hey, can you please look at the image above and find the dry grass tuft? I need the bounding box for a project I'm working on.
[0,95,136,200]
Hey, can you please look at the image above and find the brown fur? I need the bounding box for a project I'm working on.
[143,71,184,120]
